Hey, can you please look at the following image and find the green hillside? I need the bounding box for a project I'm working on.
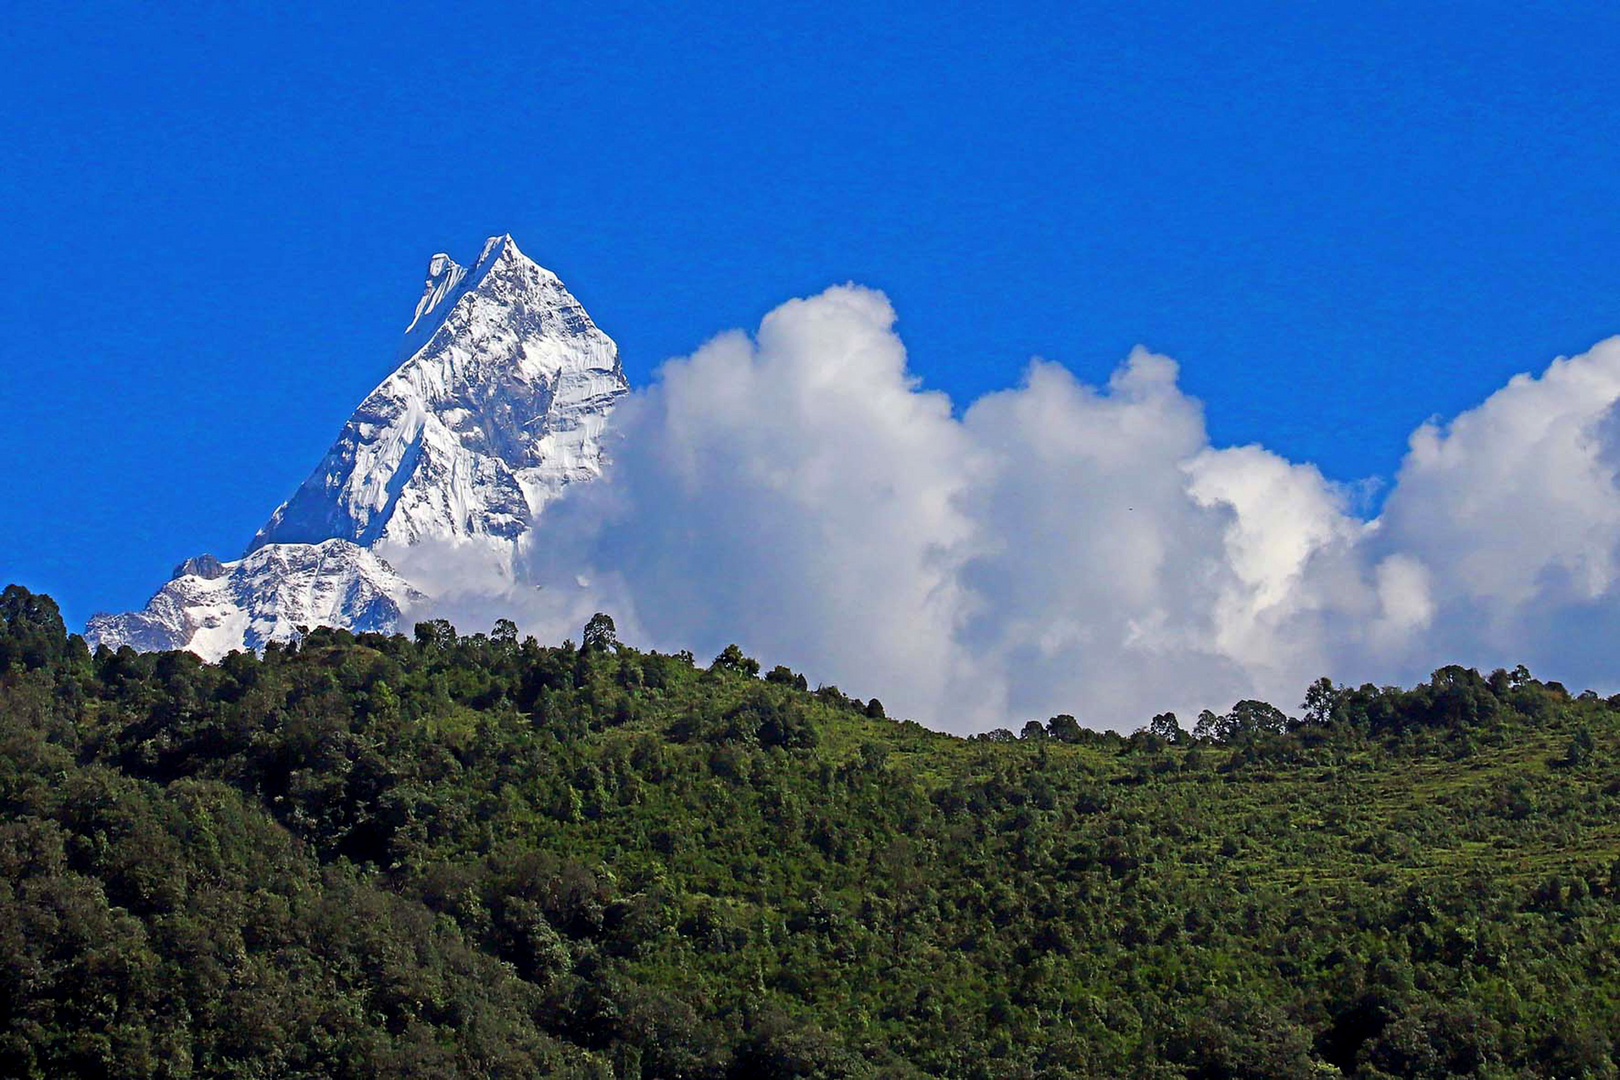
[2,584,1618,1079]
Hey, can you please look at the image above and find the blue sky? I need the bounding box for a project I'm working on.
[4,1,1620,629]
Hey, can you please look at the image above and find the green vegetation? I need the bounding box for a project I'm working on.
[2,582,1620,1078]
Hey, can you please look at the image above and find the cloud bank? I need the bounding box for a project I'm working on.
[420,286,1620,733]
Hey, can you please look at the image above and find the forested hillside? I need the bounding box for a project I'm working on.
[2,583,1618,1079]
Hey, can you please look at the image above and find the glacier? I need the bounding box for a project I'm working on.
[86,235,626,659]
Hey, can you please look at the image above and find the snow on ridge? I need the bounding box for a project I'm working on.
[90,233,628,658]
[86,540,425,661]
[406,253,469,338]
[248,232,626,559]
[399,234,519,360]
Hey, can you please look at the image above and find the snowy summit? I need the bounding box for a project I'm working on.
[251,234,626,556]
[87,235,627,659]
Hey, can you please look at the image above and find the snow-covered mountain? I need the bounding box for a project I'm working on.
[87,235,625,659]
[84,541,424,656]
[250,234,626,558]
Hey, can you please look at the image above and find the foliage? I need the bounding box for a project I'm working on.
[583,613,618,653]
[1,584,1619,1078]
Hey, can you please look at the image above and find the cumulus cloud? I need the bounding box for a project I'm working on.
[1372,337,1620,682]
[519,285,995,724]
[416,285,1620,733]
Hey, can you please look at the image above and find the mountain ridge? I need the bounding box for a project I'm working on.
[84,539,424,655]
[87,234,625,658]
[248,233,626,556]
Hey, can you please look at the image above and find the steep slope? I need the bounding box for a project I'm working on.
[85,540,423,658]
[249,233,627,560]
[88,234,624,657]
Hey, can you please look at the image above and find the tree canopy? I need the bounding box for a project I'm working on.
[1,583,1618,1078]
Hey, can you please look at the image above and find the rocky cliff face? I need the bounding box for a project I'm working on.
[87,235,624,659]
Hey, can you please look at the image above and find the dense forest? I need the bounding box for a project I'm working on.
[2,583,1618,1079]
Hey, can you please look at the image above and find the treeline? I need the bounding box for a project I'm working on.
[983,664,1591,751]
[1,583,1618,1078]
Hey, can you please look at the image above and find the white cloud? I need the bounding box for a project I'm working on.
[417,289,1620,733]
[1370,554,1433,647]
[1372,336,1620,682]
[513,285,996,724]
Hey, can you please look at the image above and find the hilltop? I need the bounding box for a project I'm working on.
[3,584,1619,1078]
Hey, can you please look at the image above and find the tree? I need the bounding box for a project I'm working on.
[491,618,519,646]
[582,612,618,652]
[13,579,1620,1079]
[1422,666,1501,730]
[1227,699,1289,737]
[0,584,70,672]
[414,618,457,651]
[1192,701,1289,744]
[765,665,809,691]
[1045,714,1083,743]
[1148,712,1185,744]
[1301,677,1341,726]
[1193,709,1222,742]
[711,644,760,677]
[1019,720,1048,741]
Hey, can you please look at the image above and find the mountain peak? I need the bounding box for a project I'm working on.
[404,235,506,344]
[398,234,558,360]
[249,233,627,556]
[95,233,628,659]
[407,252,469,337]
[480,231,515,258]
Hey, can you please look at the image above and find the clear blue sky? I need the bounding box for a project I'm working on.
[4,1,1619,627]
